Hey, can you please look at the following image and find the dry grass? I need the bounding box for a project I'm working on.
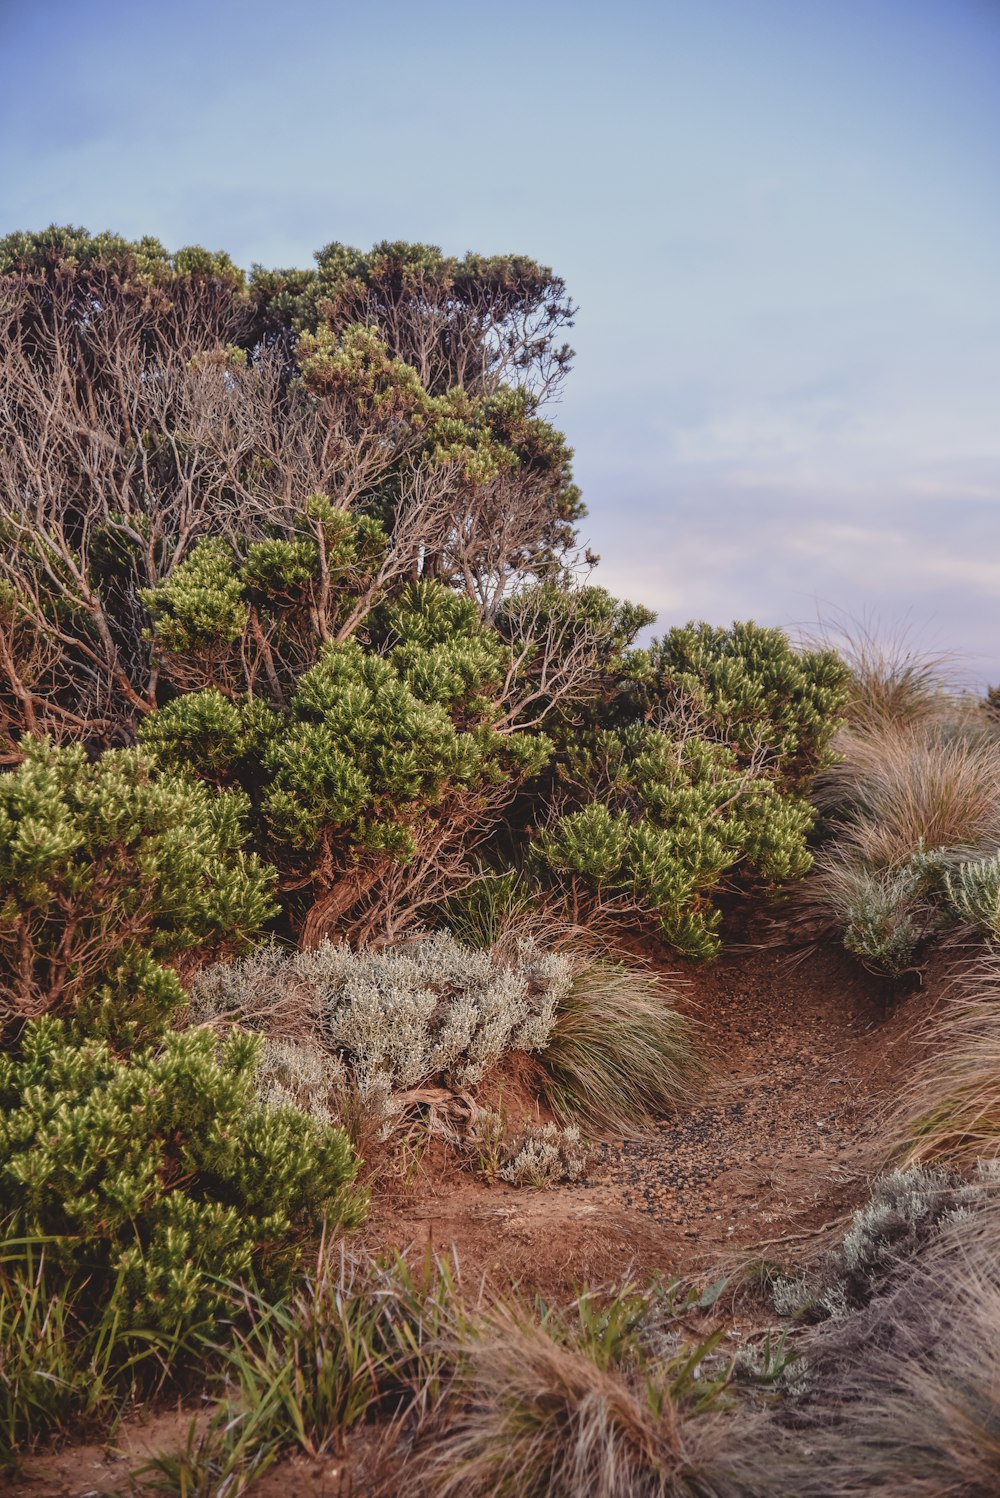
[810,622,957,735]
[407,1305,740,1498]
[816,722,1000,862]
[539,962,705,1136]
[900,954,1000,1167]
[758,1179,1000,1497]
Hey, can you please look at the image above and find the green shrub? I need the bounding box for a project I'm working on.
[0,739,276,1042]
[141,583,551,945]
[942,850,1000,940]
[0,1018,366,1332]
[635,620,850,785]
[532,730,814,957]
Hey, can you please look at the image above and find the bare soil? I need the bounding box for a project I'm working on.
[9,937,947,1497]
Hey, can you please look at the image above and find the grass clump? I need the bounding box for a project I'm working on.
[804,649,1000,973]
[901,953,1000,1166]
[0,1241,185,1471]
[539,963,703,1136]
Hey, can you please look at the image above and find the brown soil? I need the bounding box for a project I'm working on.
[10,937,948,1497]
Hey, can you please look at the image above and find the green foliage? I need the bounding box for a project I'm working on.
[0,225,245,291]
[0,1239,186,1470]
[942,850,1000,939]
[142,583,551,934]
[0,1019,365,1333]
[0,739,276,1040]
[633,620,850,784]
[533,726,814,956]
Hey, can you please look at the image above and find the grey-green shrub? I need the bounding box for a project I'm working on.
[192,933,573,1096]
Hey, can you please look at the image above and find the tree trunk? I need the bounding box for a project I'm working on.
[298,859,390,949]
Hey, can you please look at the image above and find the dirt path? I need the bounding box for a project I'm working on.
[364,941,937,1291]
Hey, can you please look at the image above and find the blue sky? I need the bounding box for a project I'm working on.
[2,0,998,680]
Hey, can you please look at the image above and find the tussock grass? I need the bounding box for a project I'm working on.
[812,622,957,734]
[416,1313,716,1498]
[901,955,1000,1166]
[804,660,1000,970]
[539,963,704,1136]
[817,722,1000,864]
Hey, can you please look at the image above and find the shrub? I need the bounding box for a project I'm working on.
[772,1166,972,1321]
[806,856,936,975]
[532,731,815,958]
[0,739,276,1042]
[141,583,551,946]
[467,1111,591,1187]
[635,619,850,785]
[192,933,573,1096]
[538,963,703,1135]
[942,851,1000,940]
[0,1018,366,1332]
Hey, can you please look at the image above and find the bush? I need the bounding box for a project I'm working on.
[532,730,815,958]
[192,932,573,1096]
[466,1111,591,1187]
[141,583,551,946]
[942,851,1000,940]
[0,739,276,1042]
[636,619,850,785]
[0,1018,366,1332]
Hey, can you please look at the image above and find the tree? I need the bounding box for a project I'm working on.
[0,229,584,751]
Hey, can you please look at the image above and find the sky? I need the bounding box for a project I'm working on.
[2,0,998,682]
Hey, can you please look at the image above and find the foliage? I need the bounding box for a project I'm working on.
[0,1018,365,1332]
[141,582,552,943]
[0,1239,187,1471]
[754,1172,1000,1498]
[0,227,583,750]
[942,850,1000,940]
[532,728,815,956]
[0,738,275,1041]
[807,708,1000,971]
[633,620,850,786]
[466,1111,591,1187]
[193,933,572,1097]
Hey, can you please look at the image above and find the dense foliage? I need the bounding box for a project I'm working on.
[0,738,275,1040]
[0,1018,364,1330]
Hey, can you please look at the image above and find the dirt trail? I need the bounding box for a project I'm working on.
[365,941,937,1290]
